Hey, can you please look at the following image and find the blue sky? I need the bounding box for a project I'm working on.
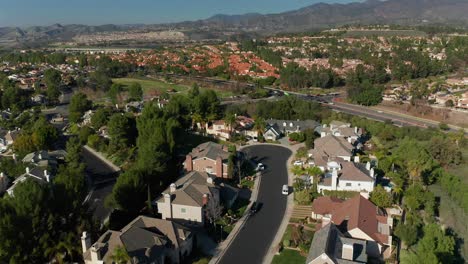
[0,0,359,27]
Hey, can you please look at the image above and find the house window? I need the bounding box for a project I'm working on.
[346,183,352,187]
[181,208,186,213]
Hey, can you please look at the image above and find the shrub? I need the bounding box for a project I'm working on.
[283,239,291,248]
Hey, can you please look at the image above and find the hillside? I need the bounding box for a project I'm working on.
[1,0,467,48]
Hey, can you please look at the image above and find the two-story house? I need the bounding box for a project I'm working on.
[156,171,221,225]
[6,167,53,196]
[184,142,231,179]
[316,161,376,196]
[311,194,393,259]
[81,216,193,264]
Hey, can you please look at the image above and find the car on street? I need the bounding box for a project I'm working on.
[293,160,303,166]
[249,201,262,216]
[256,163,265,171]
[282,184,289,195]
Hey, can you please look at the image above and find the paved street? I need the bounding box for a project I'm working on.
[219,145,291,264]
[82,147,119,223]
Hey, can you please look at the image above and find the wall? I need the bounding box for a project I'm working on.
[171,204,203,224]
[337,180,374,193]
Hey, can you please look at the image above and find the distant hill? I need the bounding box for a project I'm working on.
[1,0,467,48]
[180,0,468,32]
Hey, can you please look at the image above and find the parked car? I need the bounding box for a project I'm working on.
[282,184,289,195]
[256,163,265,171]
[249,201,262,215]
[293,160,303,166]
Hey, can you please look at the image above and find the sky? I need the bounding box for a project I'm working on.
[0,0,359,27]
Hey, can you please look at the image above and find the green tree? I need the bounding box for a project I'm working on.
[128,82,143,101]
[69,93,92,123]
[91,107,112,129]
[111,246,130,264]
[44,69,62,103]
[107,114,134,151]
[108,83,123,105]
[369,185,393,208]
[394,223,419,247]
[31,117,59,150]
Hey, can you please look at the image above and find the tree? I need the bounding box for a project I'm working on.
[348,80,383,106]
[111,246,130,264]
[31,117,59,150]
[108,83,123,105]
[69,93,92,123]
[224,114,236,134]
[394,223,419,247]
[107,114,134,151]
[128,82,143,101]
[112,168,146,213]
[369,185,393,208]
[91,107,112,129]
[44,69,62,103]
[444,99,454,107]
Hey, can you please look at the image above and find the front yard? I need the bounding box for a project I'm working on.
[272,249,307,264]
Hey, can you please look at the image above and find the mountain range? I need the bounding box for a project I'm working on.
[1,0,467,48]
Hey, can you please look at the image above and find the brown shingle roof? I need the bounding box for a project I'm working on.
[312,196,344,215]
[314,135,353,157]
[189,141,229,162]
[331,195,389,245]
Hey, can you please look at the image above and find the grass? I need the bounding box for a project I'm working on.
[112,77,188,94]
[272,249,306,264]
[240,178,255,189]
[112,77,235,98]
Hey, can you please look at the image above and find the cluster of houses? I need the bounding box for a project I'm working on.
[204,115,321,142]
[302,121,400,263]
[81,141,239,263]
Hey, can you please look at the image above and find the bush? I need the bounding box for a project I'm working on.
[283,239,291,248]
[439,123,449,131]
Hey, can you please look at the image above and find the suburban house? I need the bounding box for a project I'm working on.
[311,135,355,162]
[264,123,282,141]
[156,171,226,225]
[266,119,320,136]
[316,161,376,196]
[6,167,53,196]
[205,120,232,141]
[0,129,20,150]
[320,121,363,144]
[306,222,368,264]
[22,150,59,168]
[205,116,257,141]
[82,216,193,264]
[184,142,231,179]
[311,194,393,258]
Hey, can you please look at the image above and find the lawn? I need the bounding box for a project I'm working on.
[112,77,235,98]
[272,249,306,264]
[112,77,189,94]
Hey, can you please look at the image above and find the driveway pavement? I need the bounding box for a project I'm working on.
[218,145,292,264]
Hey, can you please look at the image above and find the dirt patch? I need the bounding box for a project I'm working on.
[377,101,468,128]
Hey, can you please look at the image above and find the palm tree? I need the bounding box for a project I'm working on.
[253,117,266,140]
[224,114,236,134]
[111,246,130,264]
[191,113,203,130]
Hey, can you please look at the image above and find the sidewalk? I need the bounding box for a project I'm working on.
[83,145,121,172]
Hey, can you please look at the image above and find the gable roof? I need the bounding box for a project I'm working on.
[158,171,218,207]
[314,135,354,157]
[267,119,320,132]
[307,223,367,264]
[189,141,229,162]
[312,196,344,216]
[339,162,374,182]
[331,195,389,245]
[84,216,191,263]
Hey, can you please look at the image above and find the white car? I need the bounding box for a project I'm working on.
[293,160,303,166]
[282,185,289,195]
[256,163,265,171]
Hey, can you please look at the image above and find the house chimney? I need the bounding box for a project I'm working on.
[44,170,50,182]
[354,156,360,163]
[207,176,213,185]
[81,231,92,254]
[370,168,375,178]
[347,137,352,144]
[90,245,101,262]
[38,153,42,160]
[164,193,172,219]
[202,193,209,206]
[216,156,223,178]
[170,183,176,193]
[342,243,354,261]
[185,155,193,171]
[26,167,30,174]
[354,126,358,133]
[332,170,338,190]
[366,161,371,171]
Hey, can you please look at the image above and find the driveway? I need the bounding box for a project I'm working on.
[219,145,291,264]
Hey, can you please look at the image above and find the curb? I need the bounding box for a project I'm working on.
[83,145,121,172]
